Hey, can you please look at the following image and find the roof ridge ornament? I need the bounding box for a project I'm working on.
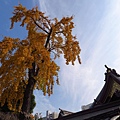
[105,65,111,73]
[105,65,120,77]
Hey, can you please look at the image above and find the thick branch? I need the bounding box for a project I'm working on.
[32,62,35,75]
[45,28,52,48]
[34,67,39,76]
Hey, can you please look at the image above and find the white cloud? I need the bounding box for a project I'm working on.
[55,0,120,111]
[38,0,48,14]
[33,90,56,116]
[33,0,120,114]
[58,56,104,109]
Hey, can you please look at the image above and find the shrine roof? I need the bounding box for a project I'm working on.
[91,65,120,108]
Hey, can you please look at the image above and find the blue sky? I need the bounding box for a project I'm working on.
[1,0,120,117]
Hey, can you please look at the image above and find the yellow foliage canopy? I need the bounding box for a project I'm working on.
[0,4,81,112]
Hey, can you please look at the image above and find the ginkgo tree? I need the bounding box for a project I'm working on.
[0,4,81,114]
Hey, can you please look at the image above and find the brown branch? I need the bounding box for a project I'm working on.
[45,28,52,48]
[55,31,63,34]
[31,17,49,34]
[40,15,52,28]
[34,67,39,76]
[54,20,61,27]
[48,47,55,51]
[30,17,53,76]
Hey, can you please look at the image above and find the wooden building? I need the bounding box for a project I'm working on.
[55,65,120,120]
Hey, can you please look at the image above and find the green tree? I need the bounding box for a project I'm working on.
[0,4,81,117]
[30,94,36,114]
[0,93,36,113]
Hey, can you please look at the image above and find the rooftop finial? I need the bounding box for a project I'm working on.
[105,65,110,70]
[105,65,111,73]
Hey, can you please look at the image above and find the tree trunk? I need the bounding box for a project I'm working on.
[21,69,36,113]
[21,77,35,113]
